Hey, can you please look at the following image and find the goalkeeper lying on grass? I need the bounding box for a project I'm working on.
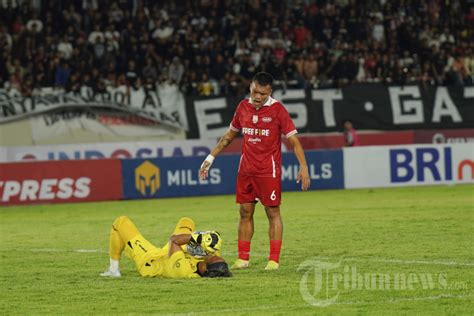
[100,216,231,278]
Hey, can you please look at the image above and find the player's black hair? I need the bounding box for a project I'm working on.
[252,72,274,87]
[203,262,232,278]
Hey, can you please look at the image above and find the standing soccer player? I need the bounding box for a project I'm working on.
[199,72,311,270]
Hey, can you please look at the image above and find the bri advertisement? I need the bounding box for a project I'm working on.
[343,143,474,189]
[121,150,344,200]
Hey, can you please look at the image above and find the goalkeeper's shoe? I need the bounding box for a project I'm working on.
[100,268,121,277]
[264,260,279,270]
[231,259,250,269]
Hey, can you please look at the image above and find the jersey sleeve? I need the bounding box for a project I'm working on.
[229,103,241,132]
[278,104,298,138]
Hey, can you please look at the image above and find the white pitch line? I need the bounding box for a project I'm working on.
[2,248,473,267]
[75,249,104,253]
[170,294,472,316]
[20,248,107,253]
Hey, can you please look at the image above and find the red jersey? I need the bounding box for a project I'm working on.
[230,96,297,178]
[344,128,360,146]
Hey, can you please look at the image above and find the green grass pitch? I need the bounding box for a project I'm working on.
[1,185,473,315]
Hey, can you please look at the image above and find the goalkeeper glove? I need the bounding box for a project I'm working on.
[190,231,222,254]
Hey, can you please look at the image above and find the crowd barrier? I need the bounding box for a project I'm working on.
[0,144,472,206]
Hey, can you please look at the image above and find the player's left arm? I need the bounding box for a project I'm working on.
[288,135,311,191]
[199,128,239,180]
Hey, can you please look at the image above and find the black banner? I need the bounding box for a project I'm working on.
[185,84,474,139]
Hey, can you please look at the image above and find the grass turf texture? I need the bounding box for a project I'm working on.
[0,185,473,315]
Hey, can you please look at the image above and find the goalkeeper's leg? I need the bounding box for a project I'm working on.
[173,217,196,235]
[161,217,196,253]
[101,216,140,277]
[167,217,196,256]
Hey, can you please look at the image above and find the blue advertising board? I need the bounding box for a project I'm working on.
[122,150,344,200]
[122,155,240,199]
[282,149,344,191]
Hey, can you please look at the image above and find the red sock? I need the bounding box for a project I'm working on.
[269,240,282,263]
[238,240,251,260]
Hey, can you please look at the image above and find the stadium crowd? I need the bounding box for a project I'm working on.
[0,0,473,96]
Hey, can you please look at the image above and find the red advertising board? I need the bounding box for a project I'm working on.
[222,129,473,152]
[414,129,474,144]
[0,159,122,205]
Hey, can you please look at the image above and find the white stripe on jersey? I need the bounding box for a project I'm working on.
[238,154,244,172]
[285,129,298,138]
[230,123,239,132]
[271,155,276,178]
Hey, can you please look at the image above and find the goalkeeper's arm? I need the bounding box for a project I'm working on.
[168,231,222,257]
[199,128,239,180]
[168,232,229,277]
[168,234,193,257]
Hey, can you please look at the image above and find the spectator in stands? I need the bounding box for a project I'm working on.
[419,62,437,89]
[465,49,473,85]
[125,60,138,87]
[92,36,106,63]
[66,72,81,93]
[181,70,199,96]
[343,120,360,147]
[88,25,104,45]
[26,12,43,34]
[142,57,158,83]
[54,60,71,88]
[57,35,73,60]
[197,73,214,96]
[168,56,184,85]
[302,53,318,84]
[0,0,472,95]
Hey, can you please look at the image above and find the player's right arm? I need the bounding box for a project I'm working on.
[199,128,239,180]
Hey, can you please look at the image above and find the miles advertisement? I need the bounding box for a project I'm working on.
[121,150,344,200]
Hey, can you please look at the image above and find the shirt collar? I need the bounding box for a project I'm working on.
[249,96,277,107]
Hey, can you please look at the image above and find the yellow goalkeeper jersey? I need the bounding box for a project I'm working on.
[124,234,201,278]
